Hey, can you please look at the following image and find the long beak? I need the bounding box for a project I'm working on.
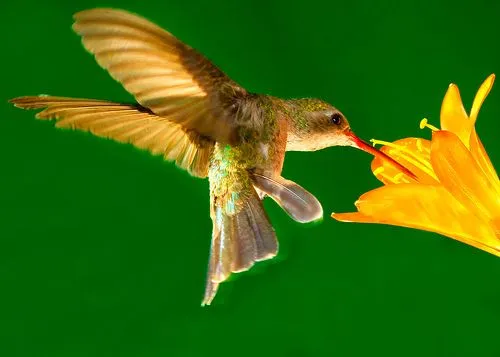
[344,130,417,180]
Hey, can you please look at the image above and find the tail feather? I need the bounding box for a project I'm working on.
[243,197,278,261]
[202,191,278,306]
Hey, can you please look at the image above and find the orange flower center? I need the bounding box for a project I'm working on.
[369,119,442,183]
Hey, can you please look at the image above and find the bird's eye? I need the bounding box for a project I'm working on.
[330,112,342,125]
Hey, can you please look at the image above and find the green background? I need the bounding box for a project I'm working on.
[1,0,500,356]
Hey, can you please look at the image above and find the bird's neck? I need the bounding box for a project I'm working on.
[275,99,315,151]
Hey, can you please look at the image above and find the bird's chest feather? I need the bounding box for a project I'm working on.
[208,116,288,205]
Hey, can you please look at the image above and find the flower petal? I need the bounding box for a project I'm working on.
[371,138,439,185]
[492,217,500,238]
[439,84,471,147]
[431,130,500,220]
[469,128,500,192]
[333,184,499,256]
[331,212,375,223]
[470,74,495,125]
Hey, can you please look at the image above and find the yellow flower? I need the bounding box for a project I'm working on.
[332,74,500,256]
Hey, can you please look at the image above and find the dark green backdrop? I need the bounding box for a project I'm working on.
[1,0,500,356]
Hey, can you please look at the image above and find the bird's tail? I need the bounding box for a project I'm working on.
[203,189,278,306]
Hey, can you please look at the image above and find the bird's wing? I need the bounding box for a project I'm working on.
[10,96,214,177]
[252,173,323,223]
[72,8,248,145]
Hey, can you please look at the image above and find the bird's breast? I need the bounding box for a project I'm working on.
[208,115,288,196]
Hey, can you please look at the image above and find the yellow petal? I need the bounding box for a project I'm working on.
[371,138,439,185]
[470,74,495,125]
[469,128,500,193]
[492,217,500,238]
[439,84,471,147]
[332,184,499,256]
[332,211,376,223]
[430,130,500,220]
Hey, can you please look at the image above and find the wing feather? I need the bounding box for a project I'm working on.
[10,96,214,177]
[73,8,247,144]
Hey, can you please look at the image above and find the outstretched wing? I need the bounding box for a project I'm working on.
[10,96,214,177]
[72,8,248,145]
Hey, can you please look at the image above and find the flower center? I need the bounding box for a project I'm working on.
[369,119,440,182]
[371,166,410,184]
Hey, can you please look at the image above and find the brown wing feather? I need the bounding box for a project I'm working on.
[72,8,247,145]
[10,95,214,177]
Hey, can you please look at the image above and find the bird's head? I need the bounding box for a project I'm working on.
[285,98,415,177]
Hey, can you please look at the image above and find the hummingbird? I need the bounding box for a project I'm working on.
[10,8,412,305]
